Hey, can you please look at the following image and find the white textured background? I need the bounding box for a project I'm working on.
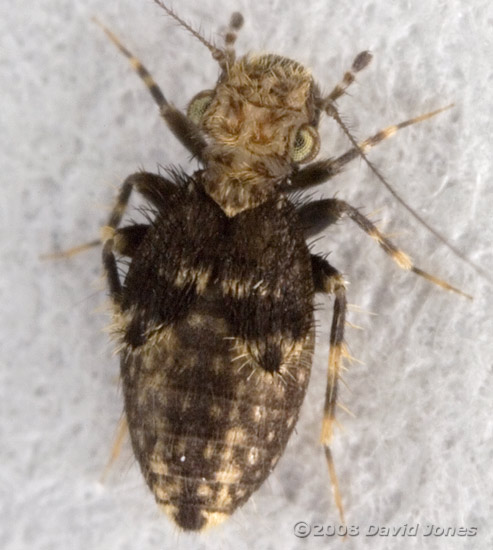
[2,0,492,549]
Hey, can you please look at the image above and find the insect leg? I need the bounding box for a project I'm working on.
[102,236,122,302]
[324,51,373,103]
[101,415,129,481]
[41,239,102,260]
[101,171,177,301]
[45,173,173,260]
[300,199,471,298]
[289,106,453,191]
[94,18,206,158]
[111,225,149,258]
[43,224,148,261]
[107,171,175,229]
[311,254,347,524]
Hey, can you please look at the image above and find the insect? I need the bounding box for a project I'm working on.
[71,0,471,532]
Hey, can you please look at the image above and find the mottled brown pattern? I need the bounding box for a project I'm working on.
[121,299,313,530]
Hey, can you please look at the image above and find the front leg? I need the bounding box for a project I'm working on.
[94,19,206,158]
[288,106,452,191]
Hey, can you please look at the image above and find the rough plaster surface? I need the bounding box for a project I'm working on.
[2,1,492,549]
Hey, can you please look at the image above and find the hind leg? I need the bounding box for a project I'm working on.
[312,254,348,524]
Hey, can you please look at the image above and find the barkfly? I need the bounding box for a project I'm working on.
[53,0,475,532]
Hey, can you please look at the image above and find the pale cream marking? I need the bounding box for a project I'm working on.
[201,511,230,529]
[252,404,263,422]
[221,278,250,298]
[174,265,212,291]
[209,403,223,418]
[149,459,168,476]
[174,266,191,287]
[187,312,208,328]
[247,447,260,465]
[216,484,232,507]
[197,483,214,498]
[154,484,171,501]
[236,487,247,498]
[152,439,166,456]
[100,224,116,243]
[220,445,234,463]
[295,368,307,384]
[270,454,281,467]
[195,268,212,293]
[174,438,187,458]
[203,442,215,460]
[215,464,243,484]
[228,403,240,423]
[154,478,181,499]
[158,503,178,520]
[213,427,248,485]
[222,278,284,299]
[225,427,247,446]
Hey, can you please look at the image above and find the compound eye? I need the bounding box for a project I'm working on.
[187,90,214,125]
[290,124,320,163]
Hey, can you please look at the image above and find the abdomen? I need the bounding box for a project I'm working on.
[120,289,314,531]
